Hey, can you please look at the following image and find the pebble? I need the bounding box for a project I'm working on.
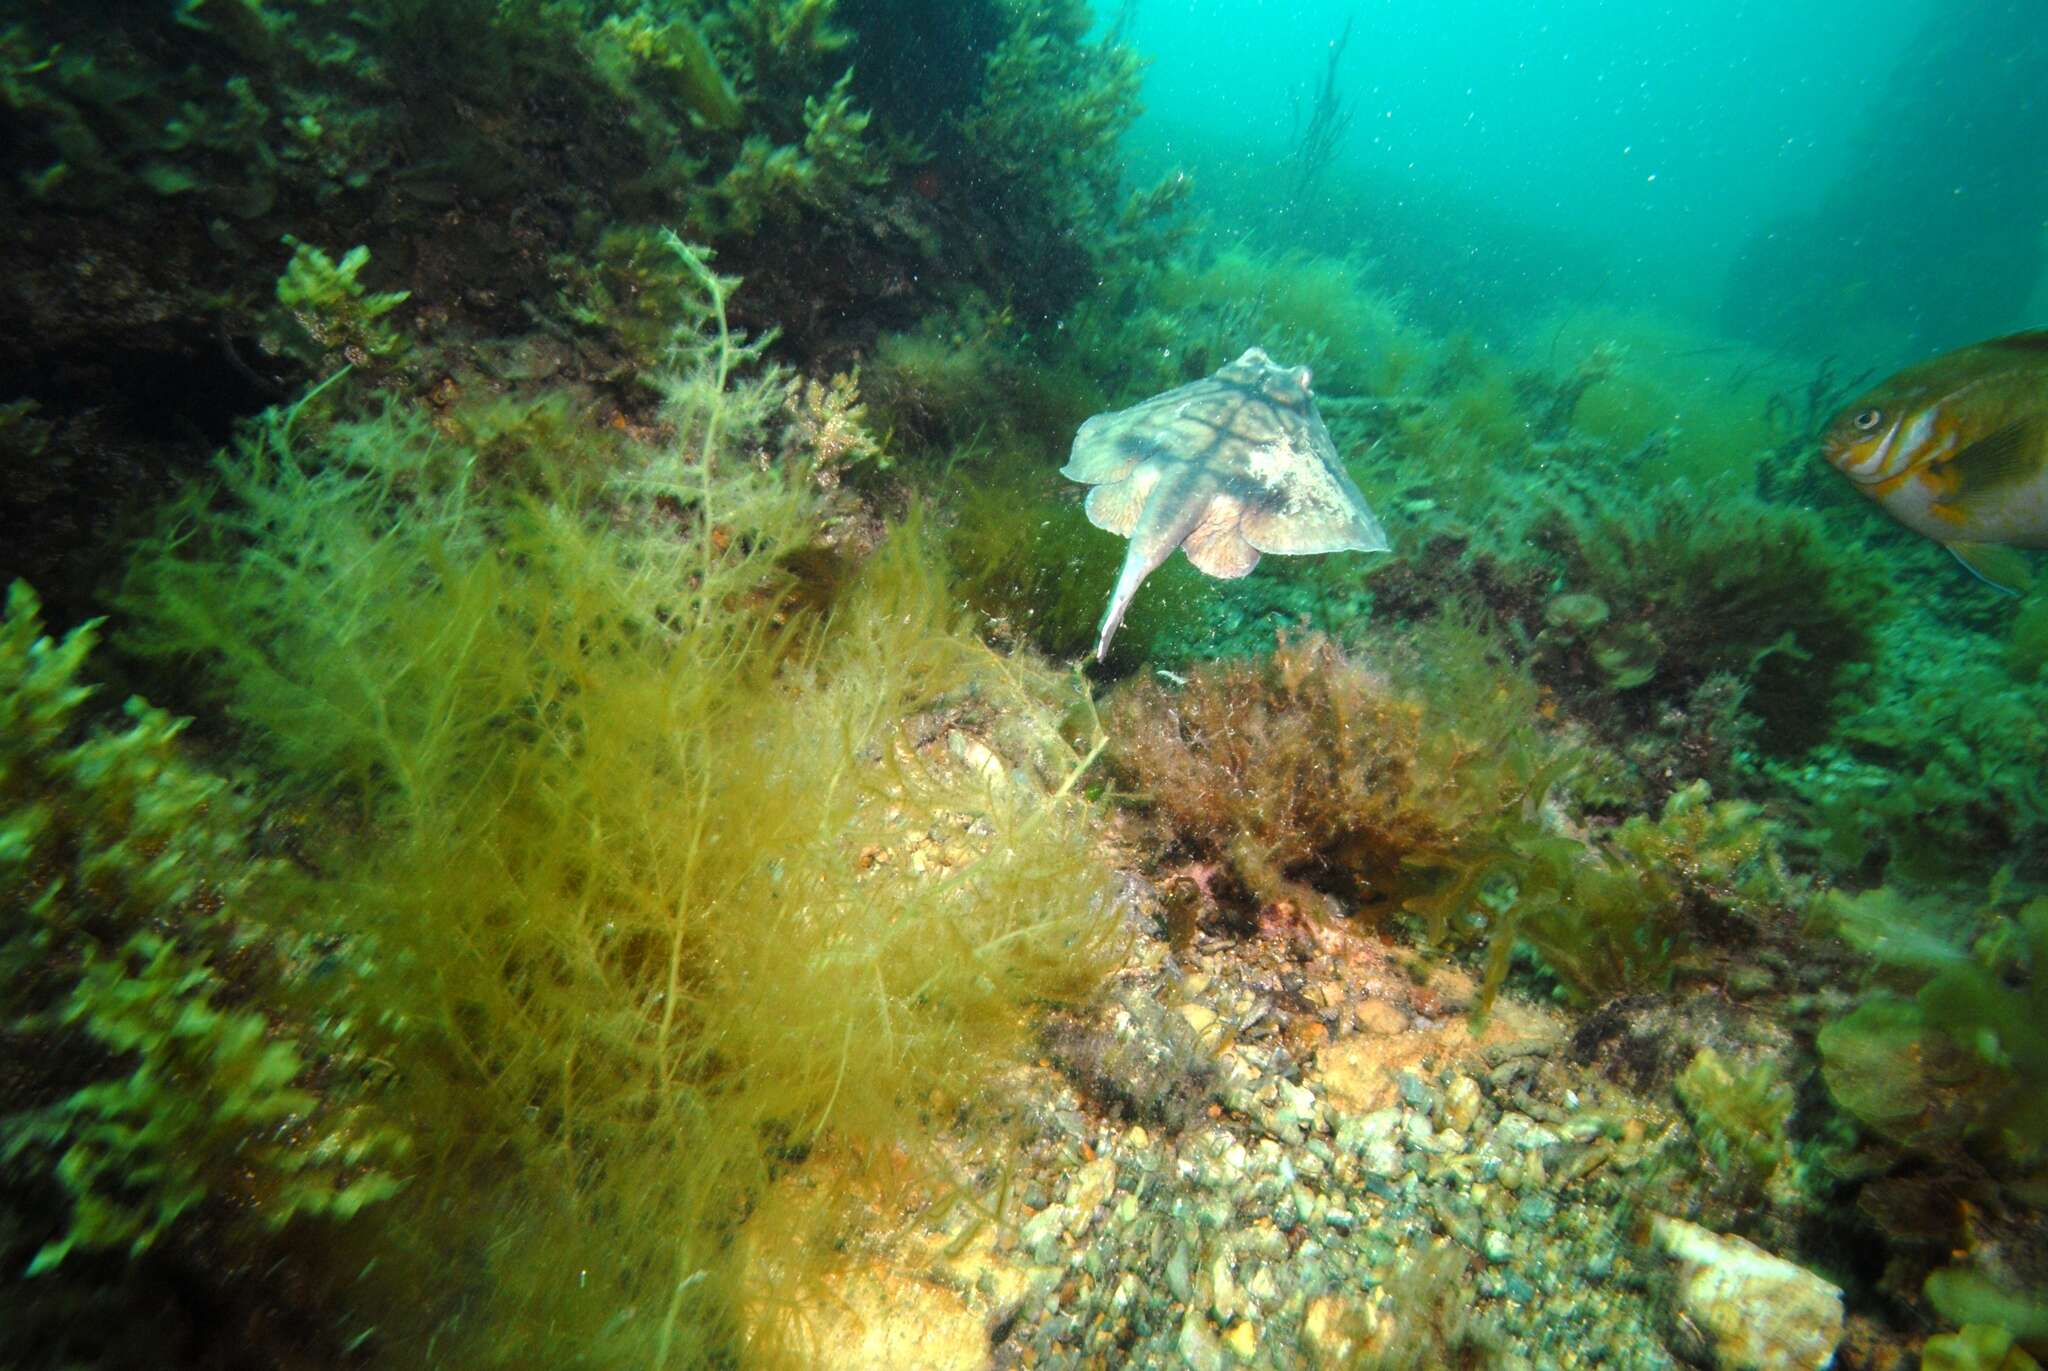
[1493,1111,1562,1151]
[1021,1205,1070,1264]
[1440,1073,1483,1131]
[973,972,1694,1370]
[1223,1320,1258,1361]
[1180,1002,1222,1046]
[1353,999,1408,1034]
[1401,1112,1442,1153]
[1209,1250,1240,1320]
[1362,1138,1405,1178]
[1652,1216,1844,1371]
[1301,1294,1363,1369]
[1397,1071,1439,1113]
[1178,1308,1227,1371]
[1066,1156,1118,1233]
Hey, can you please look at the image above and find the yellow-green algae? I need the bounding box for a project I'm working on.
[109,246,1125,1366]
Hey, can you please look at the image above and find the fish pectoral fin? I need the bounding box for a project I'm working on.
[1241,496,1389,555]
[1061,417,1151,486]
[1179,498,1261,579]
[1946,540,2034,596]
[1082,466,1161,537]
[1941,416,2048,510]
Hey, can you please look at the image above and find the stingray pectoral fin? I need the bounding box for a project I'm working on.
[1082,462,1163,537]
[1180,496,1262,578]
[1237,448,1389,554]
[1228,489,1392,553]
[1241,498,1388,555]
[1947,540,2034,596]
[1061,415,1152,485]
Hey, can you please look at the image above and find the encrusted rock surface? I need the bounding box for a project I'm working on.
[748,840,1903,1371]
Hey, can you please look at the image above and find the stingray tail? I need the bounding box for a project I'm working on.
[1094,538,1166,661]
[1094,596,1130,662]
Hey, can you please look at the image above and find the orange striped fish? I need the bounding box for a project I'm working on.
[1822,330,2048,594]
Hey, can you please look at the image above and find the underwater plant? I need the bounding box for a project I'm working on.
[1775,604,2048,886]
[1811,877,2048,1355]
[1135,245,1426,400]
[269,236,411,373]
[863,299,1019,452]
[864,290,1123,459]
[1106,625,1804,1019]
[1342,1240,1504,1370]
[1673,1046,1798,1215]
[0,0,956,545]
[1527,307,1797,487]
[580,5,743,135]
[707,70,886,237]
[1818,881,2046,1167]
[0,581,404,1360]
[552,223,736,382]
[1529,487,1889,757]
[1105,632,1445,928]
[1505,780,1800,1010]
[955,0,1178,322]
[1921,1323,2045,1371]
[941,439,1199,666]
[118,243,1125,1366]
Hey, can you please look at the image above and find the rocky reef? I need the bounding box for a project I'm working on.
[2,3,2043,1369]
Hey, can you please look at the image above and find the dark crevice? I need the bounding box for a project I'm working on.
[3,331,285,450]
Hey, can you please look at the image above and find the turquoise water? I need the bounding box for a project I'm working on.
[1119,0,2047,362]
[7,3,2048,1366]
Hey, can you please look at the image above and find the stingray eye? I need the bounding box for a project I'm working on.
[1852,408,1883,432]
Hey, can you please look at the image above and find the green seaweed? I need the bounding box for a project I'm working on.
[722,0,854,94]
[707,71,883,235]
[118,244,1124,1365]
[1818,881,2048,1166]
[1532,487,1888,756]
[553,223,730,379]
[1787,611,2048,883]
[1922,1324,2043,1371]
[582,7,741,133]
[1673,1046,1795,1209]
[940,439,1203,668]
[270,236,411,372]
[1130,246,1427,400]
[2004,595,2048,685]
[956,0,1161,318]
[0,582,404,1282]
[1925,1270,2048,1367]
[1508,782,1797,1009]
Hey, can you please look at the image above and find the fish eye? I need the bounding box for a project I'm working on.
[1852,408,1883,432]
